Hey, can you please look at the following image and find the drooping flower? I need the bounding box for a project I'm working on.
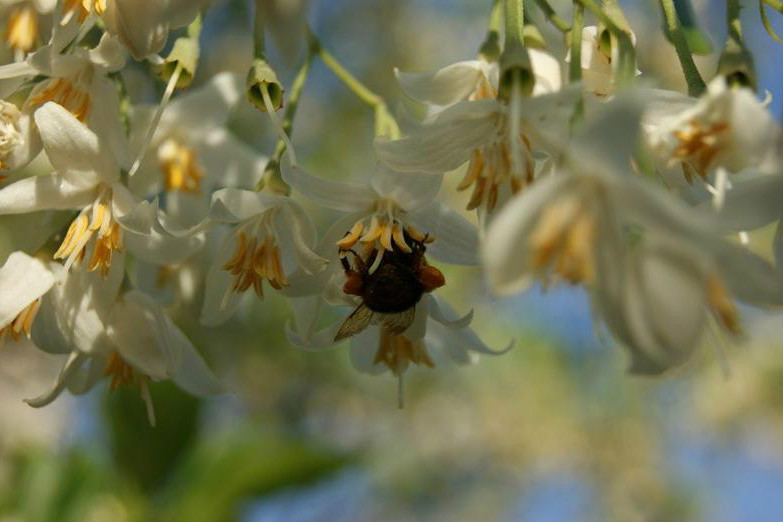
[128,72,259,227]
[0,102,204,276]
[101,0,212,60]
[29,259,223,424]
[0,0,55,56]
[644,78,782,184]
[280,160,491,401]
[0,30,129,173]
[287,291,510,406]
[198,187,328,326]
[565,25,641,97]
[395,48,562,113]
[483,95,783,374]
[375,75,579,216]
[0,251,54,347]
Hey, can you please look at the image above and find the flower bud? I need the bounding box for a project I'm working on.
[159,36,199,88]
[717,38,756,91]
[247,58,284,112]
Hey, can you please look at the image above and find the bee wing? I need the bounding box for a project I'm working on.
[380,307,416,335]
[334,304,375,342]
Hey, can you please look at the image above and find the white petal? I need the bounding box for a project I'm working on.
[161,73,242,140]
[409,202,479,266]
[88,74,132,170]
[0,252,54,329]
[395,60,484,107]
[281,161,376,212]
[371,166,442,212]
[482,175,571,294]
[275,201,330,275]
[208,188,281,224]
[426,294,474,329]
[530,49,562,96]
[570,94,644,176]
[200,231,243,326]
[109,290,224,395]
[349,328,387,375]
[0,173,97,214]
[374,101,498,173]
[34,102,119,181]
[88,33,127,72]
[24,351,86,407]
[716,173,783,231]
[198,129,267,189]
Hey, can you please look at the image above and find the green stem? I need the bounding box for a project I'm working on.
[569,2,584,83]
[253,0,266,60]
[308,29,399,138]
[532,0,570,32]
[659,0,706,96]
[504,0,525,49]
[256,49,315,193]
[576,0,637,87]
[761,0,783,43]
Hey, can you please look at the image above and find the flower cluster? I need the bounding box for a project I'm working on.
[0,0,782,416]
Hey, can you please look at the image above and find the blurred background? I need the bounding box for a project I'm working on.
[2,0,783,520]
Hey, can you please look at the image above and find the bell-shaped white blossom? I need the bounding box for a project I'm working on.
[199,187,328,326]
[101,0,210,60]
[128,72,260,227]
[0,30,129,172]
[396,49,561,113]
[0,102,204,275]
[644,78,782,182]
[565,25,640,97]
[375,80,580,216]
[0,251,54,346]
[0,0,56,56]
[483,95,783,374]
[29,259,223,423]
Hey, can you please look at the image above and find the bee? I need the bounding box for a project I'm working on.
[334,231,445,342]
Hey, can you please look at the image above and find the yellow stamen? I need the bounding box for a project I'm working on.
[159,140,205,193]
[224,231,288,298]
[529,198,597,285]
[0,298,41,343]
[5,6,38,54]
[672,120,730,178]
[104,351,136,390]
[335,221,364,250]
[375,328,435,376]
[62,0,105,24]
[392,222,412,253]
[27,76,92,122]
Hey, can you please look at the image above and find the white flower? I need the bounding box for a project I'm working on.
[0,251,54,346]
[395,49,561,112]
[287,292,510,405]
[282,161,479,275]
[644,78,782,181]
[199,187,328,326]
[0,102,204,275]
[483,95,783,374]
[279,161,481,380]
[565,25,640,97]
[591,233,780,375]
[128,72,260,227]
[0,30,129,172]
[29,259,223,424]
[375,82,580,216]
[102,0,211,60]
[0,0,56,55]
